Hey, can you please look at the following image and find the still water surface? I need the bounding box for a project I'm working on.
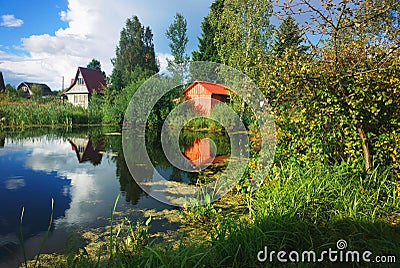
[0,126,229,267]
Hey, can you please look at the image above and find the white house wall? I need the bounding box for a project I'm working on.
[65,71,90,108]
[67,94,89,108]
[67,84,89,94]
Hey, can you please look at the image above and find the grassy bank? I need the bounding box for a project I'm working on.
[29,160,399,267]
[0,98,102,127]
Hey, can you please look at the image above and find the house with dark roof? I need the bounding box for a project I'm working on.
[0,72,5,91]
[17,82,52,98]
[62,67,106,108]
[183,81,230,115]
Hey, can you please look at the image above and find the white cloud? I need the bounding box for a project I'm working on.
[0,0,213,90]
[59,11,69,22]
[156,52,173,73]
[23,137,121,227]
[0,14,23,27]
[4,177,25,190]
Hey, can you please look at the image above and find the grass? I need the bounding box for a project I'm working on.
[0,97,102,127]
[26,160,399,267]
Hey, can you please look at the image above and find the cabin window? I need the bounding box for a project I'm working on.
[77,78,84,85]
[74,95,86,104]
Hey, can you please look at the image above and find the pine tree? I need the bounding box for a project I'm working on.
[272,16,309,56]
[192,0,224,62]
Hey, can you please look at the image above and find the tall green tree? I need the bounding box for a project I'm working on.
[87,58,102,71]
[165,12,189,80]
[263,0,400,171]
[212,0,274,120]
[214,0,274,76]
[111,16,158,91]
[192,0,224,62]
[143,27,158,73]
[272,16,308,56]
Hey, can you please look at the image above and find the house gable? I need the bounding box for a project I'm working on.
[65,67,106,95]
[66,70,89,94]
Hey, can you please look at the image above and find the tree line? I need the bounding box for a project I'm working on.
[3,0,393,175]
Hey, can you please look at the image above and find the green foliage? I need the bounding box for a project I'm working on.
[213,0,274,76]
[192,0,224,63]
[88,91,103,124]
[86,58,102,71]
[272,15,309,56]
[111,16,158,91]
[166,13,189,66]
[102,16,161,126]
[209,103,242,131]
[102,76,147,124]
[19,1,400,266]
[181,190,222,224]
[0,84,25,102]
[48,161,399,267]
[30,84,43,100]
[166,13,190,84]
[261,0,400,173]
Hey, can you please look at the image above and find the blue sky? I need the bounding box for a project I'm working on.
[1,1,68,53]
[0,0,214,89]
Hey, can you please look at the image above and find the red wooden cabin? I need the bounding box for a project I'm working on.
[183,81,229,115]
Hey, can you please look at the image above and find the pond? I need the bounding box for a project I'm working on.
[0,126,230,267]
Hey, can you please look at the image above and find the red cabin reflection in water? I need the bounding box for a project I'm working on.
[183,138,227,168]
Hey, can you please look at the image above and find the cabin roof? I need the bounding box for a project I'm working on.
[183,81,229,95]
[17,82,52,95]
[65,67,106,94]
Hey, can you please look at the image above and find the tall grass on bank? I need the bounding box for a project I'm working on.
[0,98,102,127]
[125,162,399,267]
[32,161,399,267]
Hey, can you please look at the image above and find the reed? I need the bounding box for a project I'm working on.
[0,99,102,127]
[19,199,55,268]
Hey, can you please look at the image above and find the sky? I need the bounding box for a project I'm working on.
[0,0,214,90]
